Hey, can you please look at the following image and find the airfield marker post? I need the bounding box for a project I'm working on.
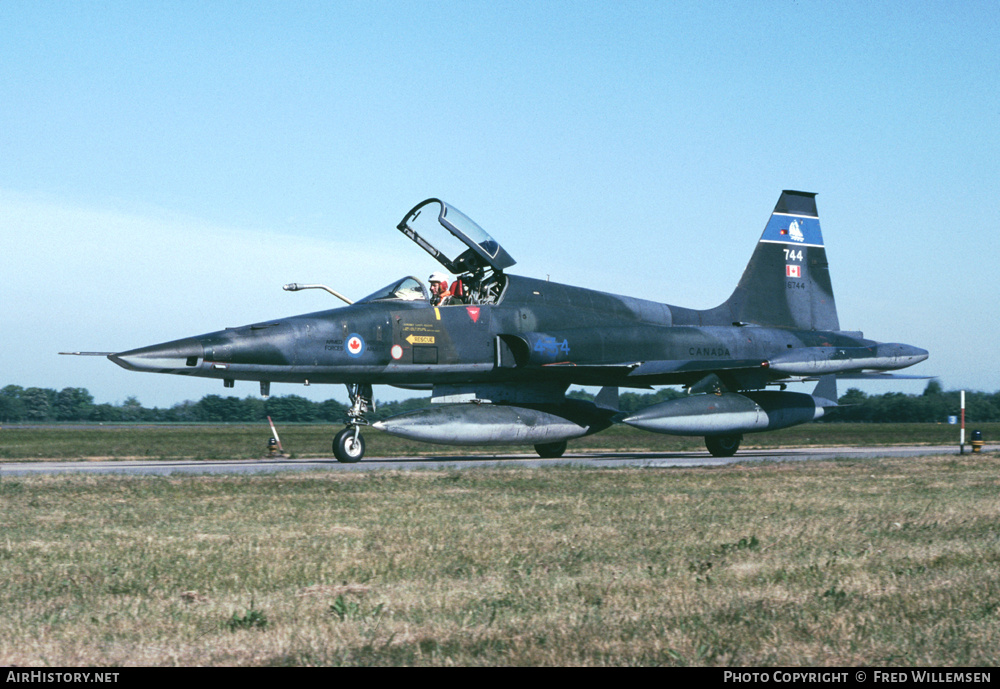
[960,390,965,454]
[268,416,285,455]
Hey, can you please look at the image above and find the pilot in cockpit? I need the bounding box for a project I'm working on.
[428,272,453,306]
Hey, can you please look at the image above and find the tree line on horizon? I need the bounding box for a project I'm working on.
[0,385,423,424]
[1,381,998,425]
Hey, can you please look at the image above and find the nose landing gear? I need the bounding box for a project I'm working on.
[334,383,373,463]
[333,426,366,463]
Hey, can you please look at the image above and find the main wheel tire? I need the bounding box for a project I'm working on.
[333,427,366,463]
[705,434,741,458]
[535,440,568,458]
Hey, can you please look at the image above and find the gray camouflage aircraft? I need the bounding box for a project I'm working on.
[71,191,927,462]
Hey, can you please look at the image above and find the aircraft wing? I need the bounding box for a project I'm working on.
[625,360,931,384]
[543,356,929,391]
[532,358,768,389]
[833,372,934,380]
[626,359,766,378]
[538,359,765,378]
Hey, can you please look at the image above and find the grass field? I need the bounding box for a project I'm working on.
[1,422,995,460]
[1,447,998,666]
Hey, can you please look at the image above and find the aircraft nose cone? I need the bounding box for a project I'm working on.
[109,337,205,373]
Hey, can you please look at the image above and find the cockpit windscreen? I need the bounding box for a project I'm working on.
[357,276,428,304]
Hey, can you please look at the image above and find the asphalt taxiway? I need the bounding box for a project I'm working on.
[1,444,994,477]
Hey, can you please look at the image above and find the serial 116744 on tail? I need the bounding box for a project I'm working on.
[79,191,927,462]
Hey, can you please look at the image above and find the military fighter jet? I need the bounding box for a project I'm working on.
[74,191,927,462]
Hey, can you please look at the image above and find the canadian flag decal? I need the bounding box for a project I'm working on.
[786,264,802,278]
[466,306,481,323]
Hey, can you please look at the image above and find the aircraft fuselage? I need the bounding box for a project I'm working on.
[109,274,924,391]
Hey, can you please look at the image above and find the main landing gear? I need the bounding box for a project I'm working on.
[705,434,742,458]
[334,383,373,463]
[534,440,568,458]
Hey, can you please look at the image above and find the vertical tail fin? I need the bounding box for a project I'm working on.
[714,190,840,331]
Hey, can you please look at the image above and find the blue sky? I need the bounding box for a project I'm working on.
[2,0,998,409]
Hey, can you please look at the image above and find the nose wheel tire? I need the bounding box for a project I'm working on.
[334,427,366,463]
[705,434,741,458]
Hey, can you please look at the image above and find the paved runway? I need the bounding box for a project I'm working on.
[1,444,994,477]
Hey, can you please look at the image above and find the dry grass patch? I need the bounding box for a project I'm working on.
[1,454,998,665]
